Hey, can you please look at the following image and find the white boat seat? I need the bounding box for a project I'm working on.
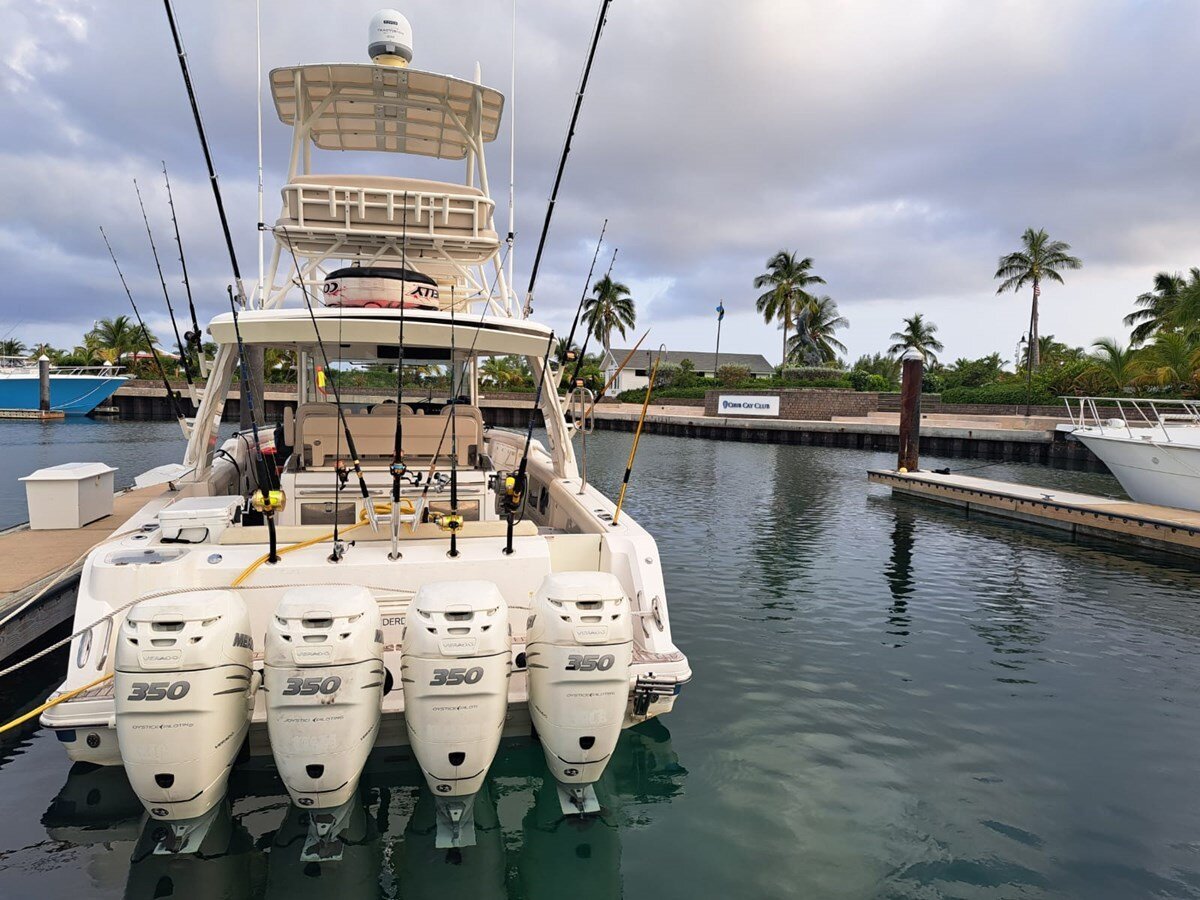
[298,402,484,467]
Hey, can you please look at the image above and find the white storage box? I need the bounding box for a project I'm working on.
[20,462,118,530]
[157,496,244,544]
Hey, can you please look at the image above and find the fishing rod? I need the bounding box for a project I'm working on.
[133,178,195,403]
[163,0,247,306]
[162,162,205,371]
[389,193,416,561]
[612,343,666,526]
[227,285,283,562]
[99,226,188,428]
[560,218,606,366]
[280,229,375,561]
[523,0,614,317]
[570,246,618,388]
[502,331,557,556]
[446,287,463,558]
[585,327,648,417]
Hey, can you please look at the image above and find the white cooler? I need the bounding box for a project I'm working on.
[20,462,118,530]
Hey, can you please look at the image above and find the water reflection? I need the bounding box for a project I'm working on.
[34,721,686,898]
[884,506,915,646]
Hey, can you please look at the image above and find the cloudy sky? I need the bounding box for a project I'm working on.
[2,0,1199,367]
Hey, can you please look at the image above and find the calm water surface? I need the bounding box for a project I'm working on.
[2,420,1200,898]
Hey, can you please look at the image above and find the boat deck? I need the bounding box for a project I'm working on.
[868,468,1200,558]
[0,485,167,663]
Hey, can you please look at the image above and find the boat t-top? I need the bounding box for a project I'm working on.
[40,9,689,855]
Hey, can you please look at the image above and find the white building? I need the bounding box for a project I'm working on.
[600,348,774,397]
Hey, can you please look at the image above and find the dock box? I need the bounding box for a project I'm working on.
[20,462,118,530]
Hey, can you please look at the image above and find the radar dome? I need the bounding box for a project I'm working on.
[369,10,413,67]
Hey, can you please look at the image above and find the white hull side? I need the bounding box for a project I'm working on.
[1075,430,1200,511]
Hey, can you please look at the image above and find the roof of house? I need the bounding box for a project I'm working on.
[605,348,774,374]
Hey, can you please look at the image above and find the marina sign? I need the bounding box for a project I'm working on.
[718,394,780,417]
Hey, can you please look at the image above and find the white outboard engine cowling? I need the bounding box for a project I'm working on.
[264,585,384,856]
[527,572,633,815]
[402,580,510,848]
[115,589,256,853]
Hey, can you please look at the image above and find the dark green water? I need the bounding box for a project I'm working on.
[3,421,1200,898]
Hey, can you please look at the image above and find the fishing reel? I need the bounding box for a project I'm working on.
[334,460,350,489]
[429,472,451,493]
[435,512,464,534]
[389,460,421,486]
[251,489,286,516]
[491,470,526,517]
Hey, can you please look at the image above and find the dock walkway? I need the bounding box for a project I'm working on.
[869,468,1200,558]
[0,485,166,664]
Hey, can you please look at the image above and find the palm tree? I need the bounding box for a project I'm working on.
[1087,338,1140,391]
[888,314,945,365]
[1124,270,1197,345]
[0,338,26,357]
[786,296,848,364]
[582,274,636,357]
[994,228,1083,371]
[754,251,825,366]
[84,315,156,364]
[1134,331,1200,392]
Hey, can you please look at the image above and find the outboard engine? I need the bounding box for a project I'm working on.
[401,581,510,848]
[527,572,633,815]
[115,589,256,853]
[264,585,384,860]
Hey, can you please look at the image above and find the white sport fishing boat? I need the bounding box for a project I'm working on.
[40,9,689,855]
[1065,396,1200,511]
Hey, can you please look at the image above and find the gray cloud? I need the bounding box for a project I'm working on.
[2,0,1199,366]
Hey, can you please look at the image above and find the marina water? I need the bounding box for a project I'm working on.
[3,420,1200,898]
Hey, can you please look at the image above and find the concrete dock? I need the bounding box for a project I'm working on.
[0,485,165,664]
[869,468,1200,558]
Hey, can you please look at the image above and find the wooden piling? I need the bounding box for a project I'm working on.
[38,355,50,412]
[897,348,923,471]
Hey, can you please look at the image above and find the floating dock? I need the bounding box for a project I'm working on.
[0,485,165,664]
[0,408,65,420]
[869,469,1200,558]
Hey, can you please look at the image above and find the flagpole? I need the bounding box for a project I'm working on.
[714,300,724,377]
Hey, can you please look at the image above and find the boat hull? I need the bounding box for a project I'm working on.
[0,374,126,415]
[1074,429,1200,511]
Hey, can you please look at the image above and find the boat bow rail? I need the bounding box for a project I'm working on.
[1065,396,1200,440]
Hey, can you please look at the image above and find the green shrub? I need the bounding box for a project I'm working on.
[865,374,890,392]
[922,371,945,394]
[717,365,751,386]
[849,369,872,391]
[941,383,1056,405]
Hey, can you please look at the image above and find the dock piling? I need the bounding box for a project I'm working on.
[38,355,50,413]
[897,348,923,471]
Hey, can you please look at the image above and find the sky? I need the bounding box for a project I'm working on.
[2,0,1199,368]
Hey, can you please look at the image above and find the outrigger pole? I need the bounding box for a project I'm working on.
[523,0,614,317]
[585,327,649,416]
[133,178,195,405]
[446,288,463,559]
[99,226,189,430]
[162,162,205,374]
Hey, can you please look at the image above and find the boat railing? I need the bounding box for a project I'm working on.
[1064,396,1200,442]
[0,357,126,377]
[279,178,499,263]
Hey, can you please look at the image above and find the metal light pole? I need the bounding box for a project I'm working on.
[714,300,724,377]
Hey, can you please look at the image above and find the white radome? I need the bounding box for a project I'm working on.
[368,9,413,66]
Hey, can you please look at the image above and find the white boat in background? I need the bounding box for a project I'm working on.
[1065,396,1200,511]
[0,356,127,415]
[38,7,689,857]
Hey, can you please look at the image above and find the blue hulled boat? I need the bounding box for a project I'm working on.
[0,357,128,415]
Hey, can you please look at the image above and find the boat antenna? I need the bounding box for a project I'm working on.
[162,0,247,306]
[571,246,617,388]
[506,0,517,302]
[226,285,282,562]
[523,0,614,317]
[560,218,606,368]
[612,343,666,526]
[99,226,188,429]
[446,287,462,558]
[280,228,376,560]
[133,178,195,406]
[161,161,204,366]
[503,331,557,555]
[255,0,264,305]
